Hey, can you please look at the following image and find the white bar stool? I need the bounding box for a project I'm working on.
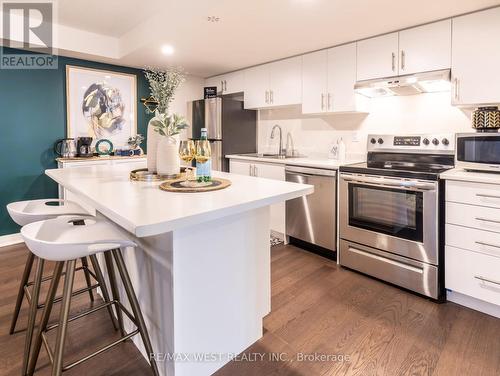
[21,215,159,376]
[6,199,117,376]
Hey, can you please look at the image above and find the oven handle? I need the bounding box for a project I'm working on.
[341,175,436,191]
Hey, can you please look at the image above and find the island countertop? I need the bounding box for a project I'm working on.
[46,161,313,238]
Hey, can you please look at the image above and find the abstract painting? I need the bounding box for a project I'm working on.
[66,65,137,147]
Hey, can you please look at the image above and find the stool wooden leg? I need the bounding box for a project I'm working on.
[22,257,44,376]
[112,249,160,376]
[52,260,76,376]
[10,252,35,334]
[27,262,64,376]
[88,255,118,331]
[104,252,126,337]
[80,257,94,302]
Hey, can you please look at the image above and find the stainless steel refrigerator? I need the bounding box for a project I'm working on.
[187,97,257,172]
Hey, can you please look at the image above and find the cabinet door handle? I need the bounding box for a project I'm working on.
[401,50,405,71]
[265,91,269,104]
[221,80,224,92]
[476,217,500,224]
[254,165,258,176]
[327,93,332,111]
[476,193,500,200]
[474,275,500,286]
[321,93,325,111]
[391,52,396,72]
[249,164,252,176]
[270,90,274,104]
[476,241,500,249]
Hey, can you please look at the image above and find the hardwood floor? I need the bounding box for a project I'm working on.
[1,243,499,376]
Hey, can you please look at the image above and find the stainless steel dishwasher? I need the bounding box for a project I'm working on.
[285,166,336,252]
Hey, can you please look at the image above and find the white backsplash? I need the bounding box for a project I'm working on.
[258,92,473,160]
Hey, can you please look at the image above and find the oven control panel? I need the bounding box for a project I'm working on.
[367,134,455,153]
[393,136,421,146]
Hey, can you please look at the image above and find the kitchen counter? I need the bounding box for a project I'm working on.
[46,161,312,376]
[441,168,500,185]
[226,154,364,170]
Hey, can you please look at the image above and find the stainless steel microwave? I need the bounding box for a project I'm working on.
[456,133,500,172]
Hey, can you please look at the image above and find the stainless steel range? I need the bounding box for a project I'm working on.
[339,134,455,300]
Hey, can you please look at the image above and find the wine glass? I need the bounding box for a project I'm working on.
[195,140,212,182]
[178,140,195,182]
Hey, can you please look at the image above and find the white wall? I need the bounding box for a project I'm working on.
[258,92,472,159]
[169,75,205,117]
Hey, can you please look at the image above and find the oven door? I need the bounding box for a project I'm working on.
[339,173,439,265]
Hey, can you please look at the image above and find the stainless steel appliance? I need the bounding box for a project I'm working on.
[286,166,337,252]
[456,132,500,172]
[355,69,451,98]
[339,134,455,300]
[54,138,77,158]
[187,97,257,172]
[76,137,93,158]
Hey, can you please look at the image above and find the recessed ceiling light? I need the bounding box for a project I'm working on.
[207,16,220,23]
[161,45,175,55]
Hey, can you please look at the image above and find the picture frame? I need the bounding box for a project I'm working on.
[66,65,137,148]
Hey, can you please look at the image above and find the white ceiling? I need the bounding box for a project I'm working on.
[12,0,500,77]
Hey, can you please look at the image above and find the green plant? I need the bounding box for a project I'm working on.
[149,112,188,137]
[143,67,186,113]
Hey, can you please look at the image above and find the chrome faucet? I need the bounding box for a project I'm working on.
[285,132,295,157]
[270,124,284,158]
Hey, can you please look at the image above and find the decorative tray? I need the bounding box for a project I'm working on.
[130,168,184,182]
[159,178,231,193]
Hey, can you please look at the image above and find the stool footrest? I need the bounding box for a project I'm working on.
[40,298,141,373]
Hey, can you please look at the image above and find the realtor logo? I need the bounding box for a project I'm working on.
[1,1,58,69]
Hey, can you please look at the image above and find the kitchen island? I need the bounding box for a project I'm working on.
[45,161,313,376]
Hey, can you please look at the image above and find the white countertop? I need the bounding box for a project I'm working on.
[46,161,313,237]
[441,168,500,185]
[226,154,364,170]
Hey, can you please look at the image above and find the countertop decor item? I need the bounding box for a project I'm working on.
[66,65,137,148]
[130,167,186,182]
[143,66,186,173]
[159,177,231,193]
[472,106,500,132]
[95,139,113,156]
[127,134,144,154]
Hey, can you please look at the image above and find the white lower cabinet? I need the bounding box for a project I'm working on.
[229,159,285,234]
[445,180,500,311]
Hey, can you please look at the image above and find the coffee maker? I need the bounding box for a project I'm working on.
[76,137,93,157]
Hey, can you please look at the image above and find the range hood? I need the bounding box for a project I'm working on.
[354,69,451,98]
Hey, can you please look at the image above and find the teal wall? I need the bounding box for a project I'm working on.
[0,48,151,236]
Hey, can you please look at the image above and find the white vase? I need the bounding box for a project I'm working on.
[157,135,180,176]
[146,118,161,173]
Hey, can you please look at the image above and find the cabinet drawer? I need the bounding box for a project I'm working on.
[446,245,500,307]
[446,180,500,208]
[446,202,500,234]
[446,223,500,259]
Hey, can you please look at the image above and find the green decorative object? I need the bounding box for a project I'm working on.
[95,139,113,155]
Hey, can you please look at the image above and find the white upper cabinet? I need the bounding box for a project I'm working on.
[205,71,244,95]
[243,64,270,109]
[302,51,328,114]
[327,43,367,113]
[269,56,302,107]
[244,57,301,109]
[302,44,367,114]
[399,20,451,75]
[452,8,500,106]
[357,33,399,81]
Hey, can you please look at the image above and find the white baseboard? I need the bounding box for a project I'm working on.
[447,290,500,318]
[0,233,23,248]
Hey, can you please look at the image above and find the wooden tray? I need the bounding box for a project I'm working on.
[159,178,231,193]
